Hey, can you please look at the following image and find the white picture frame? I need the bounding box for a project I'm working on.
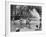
[5,1,46,37]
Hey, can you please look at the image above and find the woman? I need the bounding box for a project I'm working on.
[29,8,40,30]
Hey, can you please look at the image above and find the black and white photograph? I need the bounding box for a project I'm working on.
[10,5,42,32]
[0,0,46,37]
